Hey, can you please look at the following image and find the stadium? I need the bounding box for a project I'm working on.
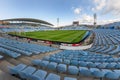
[1,0,120,80]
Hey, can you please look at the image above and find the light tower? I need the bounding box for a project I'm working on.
[94,13,97,27]
[57,18,59,27]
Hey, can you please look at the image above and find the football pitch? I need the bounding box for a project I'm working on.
[9,30,87,43]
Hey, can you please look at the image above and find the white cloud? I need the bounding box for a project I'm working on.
[74,14,94,25]
[92,0,106,11]
[93,0,120,15]
[98,19,120,25]
[74,8,82,15]
[103,0,120,15]
[82,14,94,22]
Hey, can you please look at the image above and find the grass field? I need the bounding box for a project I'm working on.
[9,30,87,43]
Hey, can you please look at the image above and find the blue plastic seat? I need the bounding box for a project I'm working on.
[79,61,87,67]
[18,66,36,79]
[47,62,57,70]
[64,77,77,80]
[79,67,92,76]
[97,63,108,68]
[87,62,97,68]
[68,66,79,75]
[113,70,120,77]
[40,60,49,68]
[90,68,100,73]
[93,70,105,78]
[32,59,41,65]
[101,69,112,74]
[106,63,116,69]
[49,57,56,62]
[45,73,60,80]
[8,63,27,75]
[105,72,120,79]
[115,64,120,69]
[108,45,120,55]
[63,59,70,65]
[57,64,67,73]
[43,56,50,61]
[30,69,47,80]
[56,58,62,63]
[70,60,79,66]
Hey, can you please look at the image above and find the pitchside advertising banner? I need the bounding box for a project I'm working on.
[45,41,52,44]
[61,43,82,46]
[72,43,82,46]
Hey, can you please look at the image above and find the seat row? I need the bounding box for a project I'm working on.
[0,38,58,58]
[89,45,120,55]
[44,57,120,69]
[36,50,120,69]
[8,63,77,80]
[0,47,21,58]
[92,29,120,46]
[31,59,120,80]
[87,29,120,55]
[44,50,120,63]
[0,43,32,56]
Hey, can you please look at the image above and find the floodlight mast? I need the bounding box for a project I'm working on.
[94,13,97,28]
[57,18,59,27]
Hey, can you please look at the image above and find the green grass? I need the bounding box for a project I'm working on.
[9,30,87,43]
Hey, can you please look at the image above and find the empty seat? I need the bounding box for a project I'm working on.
[47,62,57,70]
[92,70,105,78]
[63,59,70,65]
[106,63,116,69]
[70,60,79,66]
[79,61,87,67]
[87,62,97,68]
[56,58,62,63]
[18,66,36,79]
[97,63,108,68]
[79,67,92,76]
[90,68,100,73]
[30,69,47,80]
[46,73,60,80]
[43,56,50,61]
[68,66,79,75]
[64,77,77,80]
[40,60,49,68]
[57,64,67,73]
[115,64,120,69]
[32,59,41,65]
[8,63,27,75]
[105,72,120,79]
[93,69,112,78]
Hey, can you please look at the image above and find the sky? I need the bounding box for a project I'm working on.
[0,0,120,27]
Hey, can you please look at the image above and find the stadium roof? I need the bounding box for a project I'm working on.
[1,18,53,26]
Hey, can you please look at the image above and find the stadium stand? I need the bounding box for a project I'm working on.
[0,37,57,58]
[8,63,78,80]
[60,25,90,30]
[88,29,120,55]
[0,26,55,32]
[30,49,120,79]
[3,28,120,80]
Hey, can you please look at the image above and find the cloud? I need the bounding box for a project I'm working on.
[74,7,82,15]
[74,14,94,25]
[93,0,120,15]
[102,0,120,15]
[98,18,120,25]
[92,0,106,11]
[82,14,94,22]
